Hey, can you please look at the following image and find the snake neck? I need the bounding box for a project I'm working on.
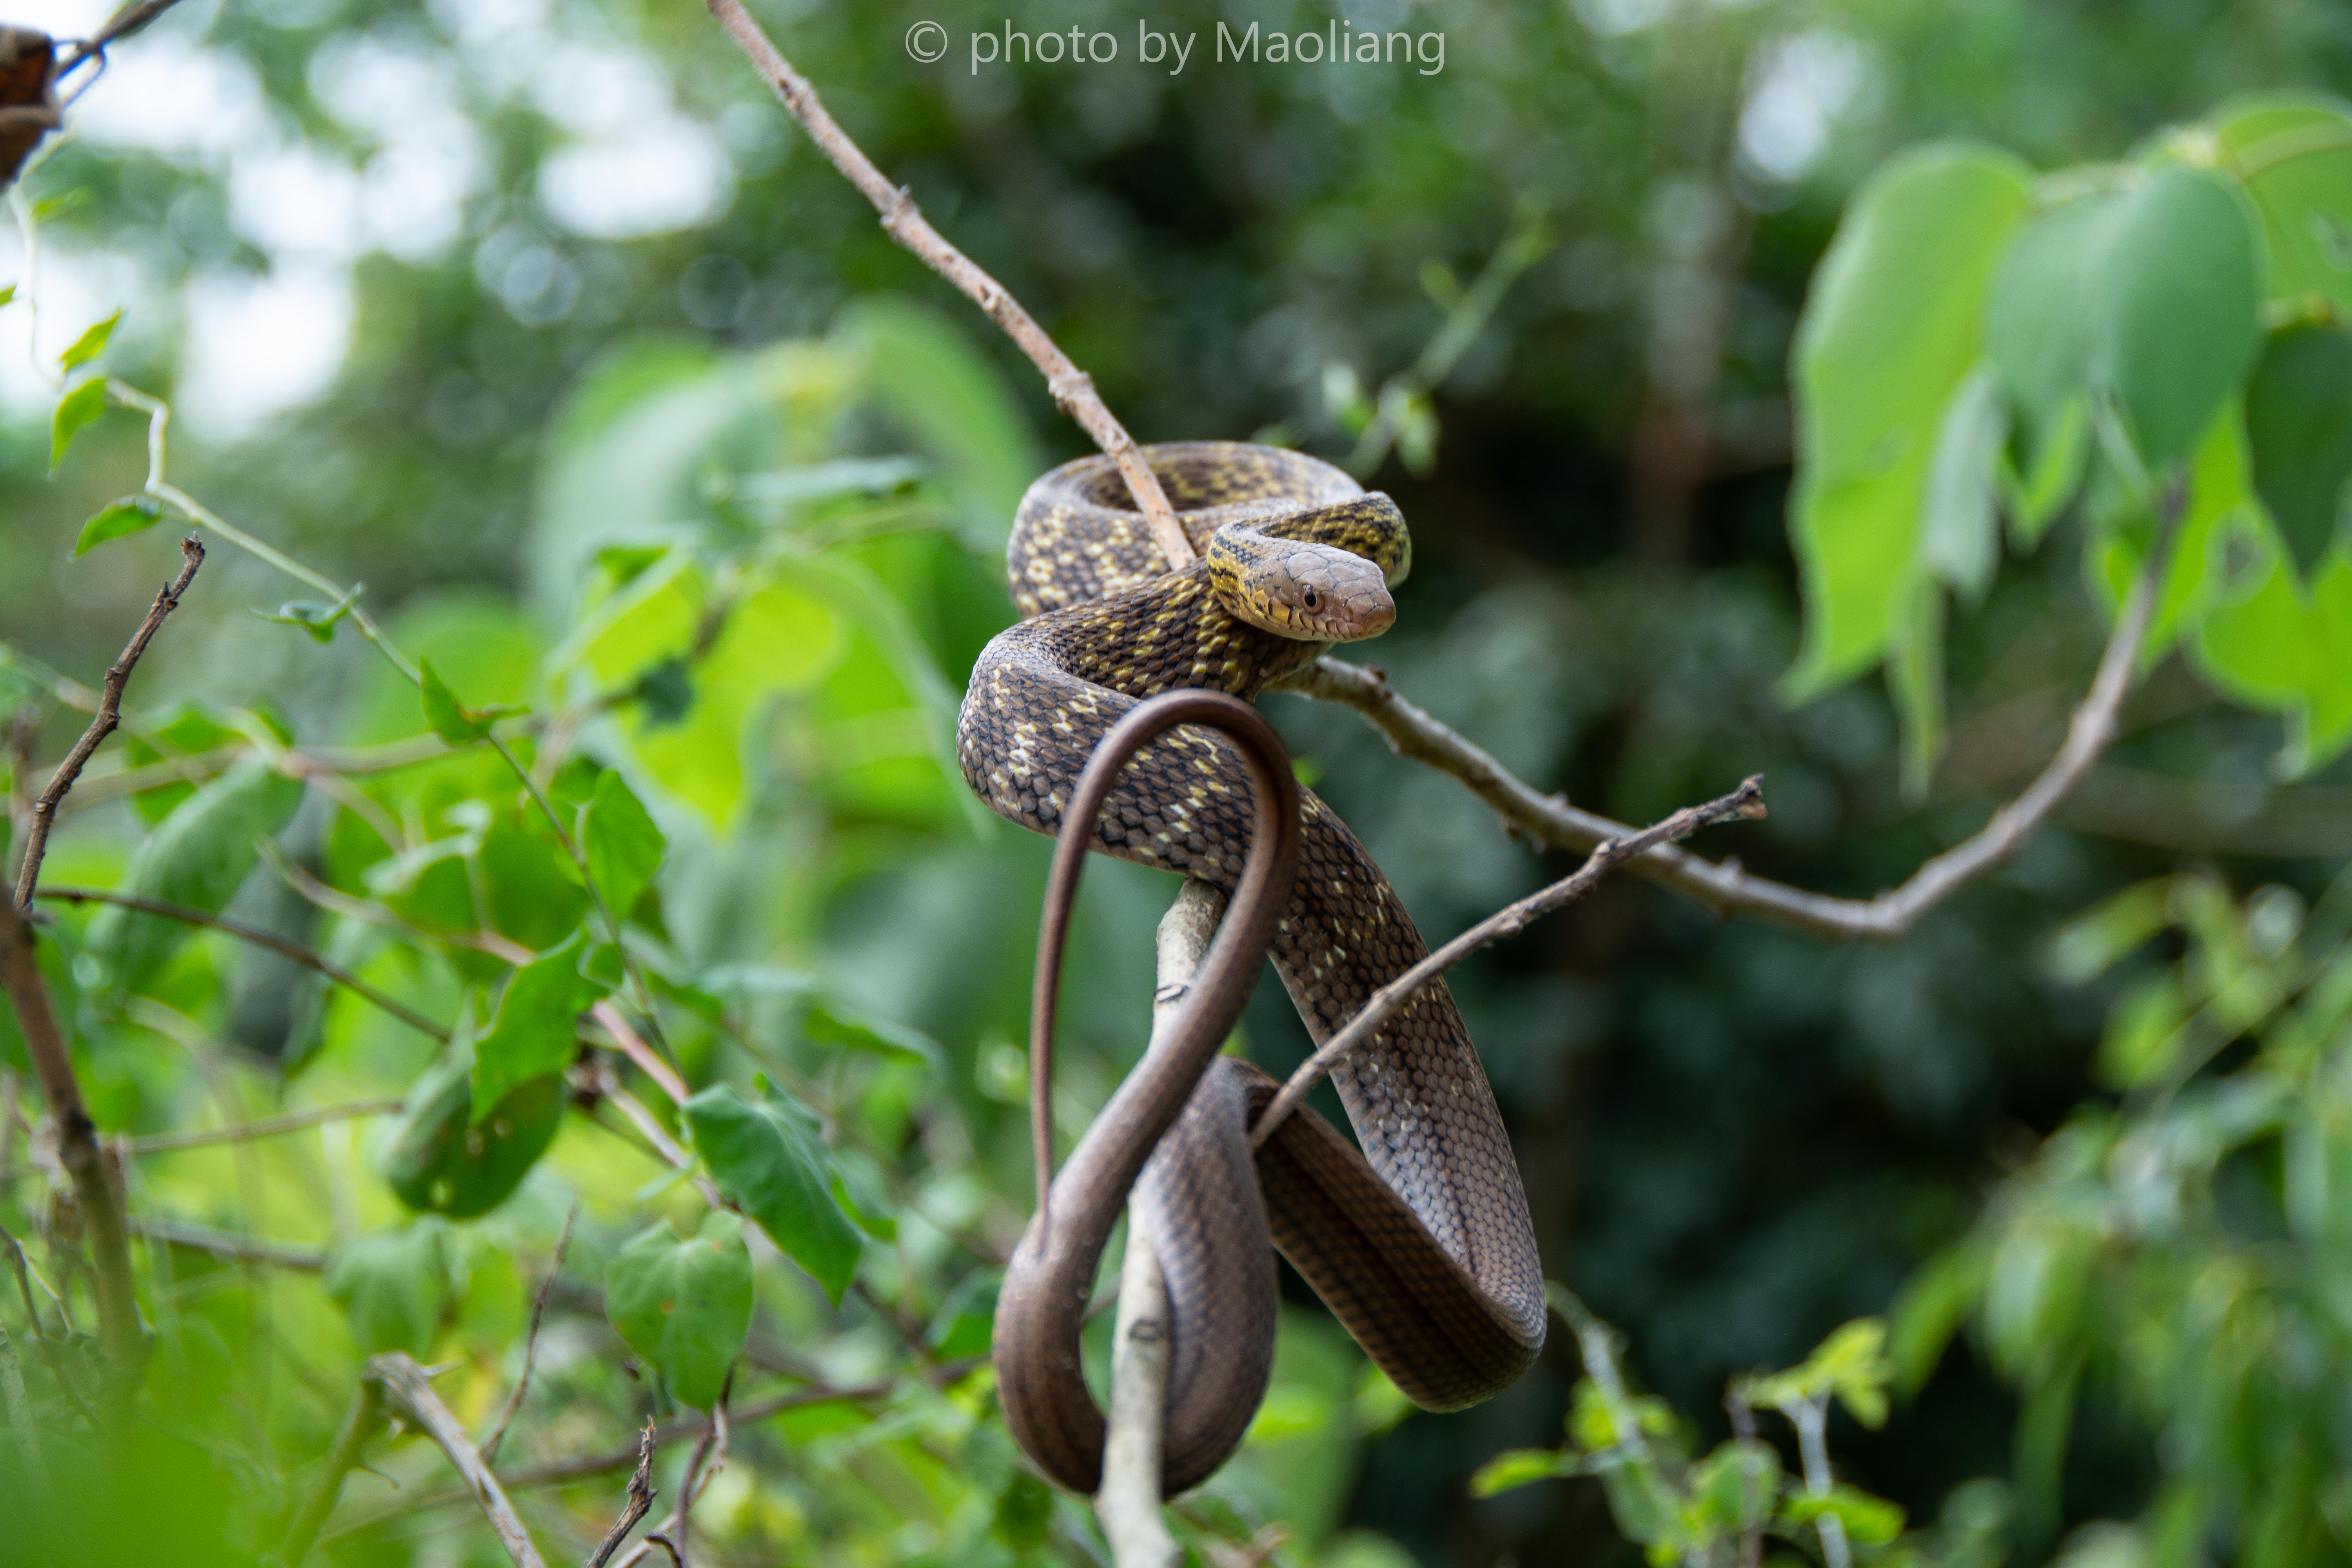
[1022,563,1328,701]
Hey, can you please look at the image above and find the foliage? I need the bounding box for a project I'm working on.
[1783,96,2352,792]
[4,3,2352,1567]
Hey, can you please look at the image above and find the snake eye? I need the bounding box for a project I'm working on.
[1301,588,1320,612]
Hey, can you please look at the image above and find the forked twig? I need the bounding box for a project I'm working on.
[13,535,202,906]
[1253,777,1767,1144]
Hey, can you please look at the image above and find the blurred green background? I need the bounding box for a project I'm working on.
[5,0,2352,1564]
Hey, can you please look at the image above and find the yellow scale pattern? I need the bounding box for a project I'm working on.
[957,442,1548,1359]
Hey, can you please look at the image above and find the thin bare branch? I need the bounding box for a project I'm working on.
[593,1002,689,1107]
[480,1200,579,1465]
[1278,488,2185,944]
[57,0,187,75]
[1254,776,1767,1144]
[126,1215,325,1272]
[583,1421,658,1568]
[14,534,202,907]
[37,886,450,1040]
[367,1351,547,1567]
[1097,882,1220,1565]
[116,1099,407,1156]
[702,0,1189,568]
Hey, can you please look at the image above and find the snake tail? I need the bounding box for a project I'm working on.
[995,690,1302,1497]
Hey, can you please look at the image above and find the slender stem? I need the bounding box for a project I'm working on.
[14,535,202,907]
[1254,777,1766,1145]
[126,1216,325,1271]
[485,735,675,1065]
[1789,1395,1851,1568]
[0,896,141,1427]
[701,0,1190,568]
[37,887,450,1040]
[477,1200,577,1465]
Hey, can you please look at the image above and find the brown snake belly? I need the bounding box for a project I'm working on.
[958,444,1546,1495]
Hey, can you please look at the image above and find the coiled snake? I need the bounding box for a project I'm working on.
[957,443,1546,1495]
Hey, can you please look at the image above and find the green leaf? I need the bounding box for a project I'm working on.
[2244,321,2352,574]
[1986,192,2120,463]
[50,376,107,469]
[57,309,121,372]
[580,770,665,920]
[2100,165,2266,468]
[2095,970,2190,1087]
[1782,142,2035,701]
[1886,1244,1987,1395]
[85,758,305,990]
[468,928,595,1120]
[383,1020,567,1218]
[2046,879,2176,983]
[803,999,944,1070]
[325,1220,460,1355]
[1690,1439,1781,1531]
[418,655,523,744]
[927,1269,999,1360]
[836,294,1042,551]
[71,495,164,558]
[2210,94,2352,314]
[1468,1448,1579,1498]
[0,284,16,309]
[1783,1485,1907,1546]
[684,1082,864,1303]
[604,1211,753,1410]
[251,583,364,644]
[1921,365,2009,604]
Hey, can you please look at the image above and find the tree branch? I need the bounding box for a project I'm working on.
[583,1421,658,1568]
[367,1352,547,1568]
[701,0,1189,568]
[1096,882,1222,1566]
[1254,777,1767,1144]
[1276,489,2185,944]
[36,886,450,1041]
[0,895,140,1426]
[13,534,202,907]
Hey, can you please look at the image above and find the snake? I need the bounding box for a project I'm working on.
[956,442,1547,1496]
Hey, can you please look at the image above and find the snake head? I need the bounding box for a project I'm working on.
[1225,537,1396,641]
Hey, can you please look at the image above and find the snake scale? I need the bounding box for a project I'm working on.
[956,442,1547,1496]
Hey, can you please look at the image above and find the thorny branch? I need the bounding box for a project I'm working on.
[13,534,202,907]
[1254,777,1768,1145]
[369,1352,548,1568]
[702,0,1191,569]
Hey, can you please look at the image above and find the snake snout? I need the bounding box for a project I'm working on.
[1252,545,1394,641]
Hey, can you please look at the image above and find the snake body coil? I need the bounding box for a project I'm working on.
[958,443,1546,1496]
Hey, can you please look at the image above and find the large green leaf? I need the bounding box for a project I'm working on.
[604,1211,753,1410]
[2243,321,2352,574]
[580,769,665,920]
[468,927,596,1119]
[684,1082,864,1303]
[384,1022,567,1218]
[2210,93,2352,314]
[2085,401,2261,668]
[325,1220,460,1355]
[1782,142,2035,701]
[2192,540,2352,775]
[836,294,1041,550]
[2100,164,2266,468]
[1985,191,2118,472]
[86,758,306,990]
